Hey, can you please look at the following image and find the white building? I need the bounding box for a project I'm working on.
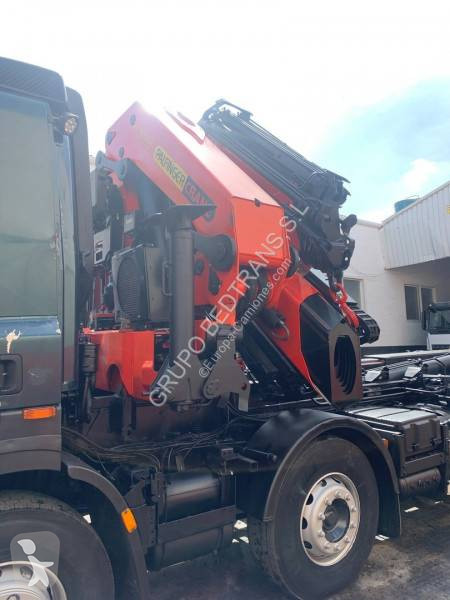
[344,180,450,352]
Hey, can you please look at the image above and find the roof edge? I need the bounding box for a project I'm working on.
[382,179,450,225]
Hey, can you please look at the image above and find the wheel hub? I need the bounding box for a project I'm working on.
[0,562,66,600]
[300,472,360,566]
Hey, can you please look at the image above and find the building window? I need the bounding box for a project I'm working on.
[404,285,435,320]
[404,285,419,320]
[344,278,363,308]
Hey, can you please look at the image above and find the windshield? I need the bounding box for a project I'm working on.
[429,308,450,334]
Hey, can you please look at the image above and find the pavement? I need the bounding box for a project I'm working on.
[149,497,450,599]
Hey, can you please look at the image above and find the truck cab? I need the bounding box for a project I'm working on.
[422,301,450,350]
[0,57,93,451]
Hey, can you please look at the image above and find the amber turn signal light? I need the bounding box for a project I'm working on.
[23,406,57,420]
[121,508,138,533]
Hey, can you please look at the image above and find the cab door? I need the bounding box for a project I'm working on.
[0,89,62,410]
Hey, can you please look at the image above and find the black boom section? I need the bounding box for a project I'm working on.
[200,100,356,279]
[200,100,349,208]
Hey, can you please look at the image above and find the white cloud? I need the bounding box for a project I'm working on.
[393,157,450,202]
[359,206,394,223]
[400,158,438,197]
[359,157,450,222]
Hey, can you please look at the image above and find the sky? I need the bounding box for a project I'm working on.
[2,0,450,221]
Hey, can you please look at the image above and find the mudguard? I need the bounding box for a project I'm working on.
[62,452,150,600]
[240,408,401,537]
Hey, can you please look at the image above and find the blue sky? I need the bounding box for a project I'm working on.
[316,79,450,221]
[2,0,450,222]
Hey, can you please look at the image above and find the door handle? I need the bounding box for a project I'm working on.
[0,354,22,395]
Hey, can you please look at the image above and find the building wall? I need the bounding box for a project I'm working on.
[382,180,450,268]
[345,220,450,349]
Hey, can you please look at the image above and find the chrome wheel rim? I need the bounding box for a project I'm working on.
[300,472,360,566]
[0,562,66,600]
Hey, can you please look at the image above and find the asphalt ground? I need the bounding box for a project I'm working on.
[148,497,450,599]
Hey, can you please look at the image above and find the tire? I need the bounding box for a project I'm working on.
[0,491,115,599]
[248,437,379,599]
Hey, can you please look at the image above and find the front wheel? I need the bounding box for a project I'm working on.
[0,491,115,599]
[249,437,379,599]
